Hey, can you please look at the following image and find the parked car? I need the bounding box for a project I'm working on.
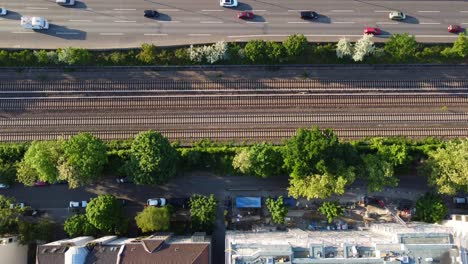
[448,25,463,33]
[69,201,87,208]
[238,11,254,20]
[34,181,48,187]
[169,197,190,209]
[116,176,133,184]
[0,183,10,189]
[10,203,25,209]
[300,11,318,20]
[453,197,467,204]
[56,0,75,6]
[220,0,238,7]
[389,11,406,20]
[144,10,159,18]
[364,27,381,35]
[147,198,166,207]
[0,7,7,16]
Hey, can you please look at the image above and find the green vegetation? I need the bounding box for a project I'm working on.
[135,206,171,233]
[17,140,61,185]
[232,143,283,178]
[319,201,344,224]
[86,195,127,235]
[0,195,25,235]
[189,194,218,232]
[18,219,54,245]
[64,214,98,237]
[266,196,288,225]
[415,193,447,223]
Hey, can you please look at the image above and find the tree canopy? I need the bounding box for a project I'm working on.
[135,206,171,233]
[232,143,283,178]
[189,194,218,232]
[266,196,288,225]
[384,33,419,62]
[64,214,97,237]
[86,195,126,234]
[18,220,54,245]
[283,34,308,58]
[126,130,178,185]
[415,193,447,223]
[20,140,61,184]
[319,201,344,224]
[362,154,397,192]
[0,195,25,235]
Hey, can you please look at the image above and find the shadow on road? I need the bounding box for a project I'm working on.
[74,1,88,9]
[3,10,21,20]
[250,15,266,23]
[233,3,252,11]
[316,14,331,24]
[402,15,419,24]
[35,24,86,40]
[155,13,173,21]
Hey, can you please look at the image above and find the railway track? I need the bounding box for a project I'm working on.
[0,128,466,143]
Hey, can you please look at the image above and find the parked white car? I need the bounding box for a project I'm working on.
[0,183,10,189]
[147,198,166,207]
[10,203,25,209]
[0,7,7,16]
[220,0,238,7]
[69,201,87,208]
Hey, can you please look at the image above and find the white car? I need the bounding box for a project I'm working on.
[0,183,10,189]
[10,203,25,209]
[147,198,166,207]
[56,0,75,6]
[389,11,406,20]
[220,0,238,7]
[0,7,7,16]
[69,201,87,208]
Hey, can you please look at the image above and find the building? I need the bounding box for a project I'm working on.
[36,236,94,264]
[0,236,28,264]
[226,223,461,264]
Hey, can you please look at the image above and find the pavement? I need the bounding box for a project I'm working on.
[0,0,468,48]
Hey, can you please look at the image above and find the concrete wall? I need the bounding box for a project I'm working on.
[0,237,28,264]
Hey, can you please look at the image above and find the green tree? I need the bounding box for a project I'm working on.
[244,40,269,63]
[283,34,308,58]
[369,137,411,167]
[448,33,468,58]
[137,43,158,64]
[288,173,349,200]
[0,195,24,235]
[319,201,344,224]
[0,161,16,186]
[126,130,178,185]
[16,161,38,186]
[10,50,36,66]
[384,33,419,62]
[424,139,468,195]
[59,133,107,188]
[18,219,54,245]
[362,154,398,192]
[64,214,97,237]
[415,193,447,223]
[233,143,283,178]
[21,141,61,184]
[57,47,93,65]
[86,195,126,234]
[189,194,218,232]
[135,206,171,233]
[266,41,285,63]
[266,196,288,225]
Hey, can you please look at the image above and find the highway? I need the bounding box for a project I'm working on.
[0,0,467,48]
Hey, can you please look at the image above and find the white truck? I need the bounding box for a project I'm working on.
[21,16,49,30]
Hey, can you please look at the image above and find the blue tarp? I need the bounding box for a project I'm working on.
[236,197,261,208]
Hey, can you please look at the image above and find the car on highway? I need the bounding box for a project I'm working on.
[448,25,463,33]
[147,198,166,207]
[34,181,48,187]
[56,0,75,6]
[144,10,159,18]
[220,0,238,7]
[364,27,382,35]
[0,7,7,16]
[238,11,254,20]
[300,11,318,20]
[389,11,406,21]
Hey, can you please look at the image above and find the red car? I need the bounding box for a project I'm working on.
[238,11,254,20]
[448,25,463,33]
[364,27,381,35]
[33,181,48,187]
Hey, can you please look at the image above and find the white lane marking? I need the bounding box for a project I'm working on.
[246,21,268,23]
[228,34,459,38]
[462,23,468,25]
[460,11,468,13]
[113,8,136,11]
[158,9,180,11]
[332,21,355,24]
[288,10,308,12]
[374,10,389,13]
[376,22,398,24]
[201,9,224,12]
[26,7,49,9]
[144,33,168,36]
[69,20,92,22]
[11,31,34,34]
[416,35,458,37]
[331,10,354,12]
[100,33,124,35]
[188,33,211,36]
[420,22,441,25]
[114,20,136,23]
[56,32,80,35]
[417,11,440,13]
[158,20,180,23]
[200,21,223,23]
[228,34,288,38]
[287,21,309,24]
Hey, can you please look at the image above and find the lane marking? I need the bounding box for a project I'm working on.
[332,21,355,24]
[417,11,440,13]
[462,23,468,25]
[114,20,136,23]
[246,21,268,23]
[376,22,398,24]
[374,10,389,13]
[228,34,459,38]
[228,34,288,38]
[331,10,354,12]
[420,22,441,25]
[460,11,468,13]
[113,8,136,11]
[158,9,180,11]
[26,7,49,9]
[188,33,212,36]
[288,10,308,12]
[287,21,309,24]
[69,20,92,22]
[144,33,168,36]
[201,9,224,12]
[56,32,80,35]
[99,33,124,35]
[200,21,223,23]
[158,20,180,23]
[11,31,34,34]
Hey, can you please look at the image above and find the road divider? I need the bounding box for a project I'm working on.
[26,7,49,10]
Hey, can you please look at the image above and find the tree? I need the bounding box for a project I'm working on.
[64,214,97,237]
[0,160,16,186]
[189,194,218,232]
[384,33,419,62]
[415,193,447,223]
[135,206,171,233]
[369,137,411,168]
[232,148,252,175]
[352,34,375,62]
[57,47,93,65]
[137,43,158,64]
[266,41,285,63]
[21,141,61,184]
[288,173,349,200]
[59,133,107,188]
[0,195,24,235]
[266,196,288,225]
[18,219,54,245]
[448,33,468,58]
[244,40,269,63]
[126,130,178,185]
[233,143,283,178]
[424,139,468,195]
[336,38,353,59]
[362,154,397,192]
[283,34,308,58]
[16,161,38,186]
[86,195,126,234]
[319,201,344,224]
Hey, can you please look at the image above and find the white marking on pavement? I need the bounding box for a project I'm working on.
[420,22,441,25]
[114,20,136,23]
[288,10,308,12]
[462,23,468,25]
[376,22,398,25]
[200,21,223,23]
[100,33,124,35]
[56,32,80,35]
[246,21,268,24]
[228,34,288,38]
[331,10,354,12]
[374,10,390,13]
[158,20,180,23]
[417,11,440,13]
[26,7,49,9]
[229,34,459,38]
[332,21,355,24]
[188,34,212,36]
[158,9,180,11]
[11,31,34,34]
[416,35,458,37]
[144,33,168,36]
[113,8,136,11]
[460,11,468,13]
[201,9,224,12]
[288,21,309,24]
[69,20,92,22]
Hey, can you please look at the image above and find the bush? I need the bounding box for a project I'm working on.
[384,33,419,62]
[319,201,344,223]
[57,47,93,65]
[266,196,288,225]
[137,43,158,64]
[415,193,447,223]
[244,40,269,63]
[283,34,308,58]
[64,214,97,237]
[135,206,171,233]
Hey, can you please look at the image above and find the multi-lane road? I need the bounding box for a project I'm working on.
[0,0,468,48]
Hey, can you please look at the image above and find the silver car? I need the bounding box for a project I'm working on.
[56,0,75,6]
[389,11,406,20]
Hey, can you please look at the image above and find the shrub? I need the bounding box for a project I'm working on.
[336,38,353,59]
[384,33,419,62]
[244,40,269,63]
[57,47,93,65]
[352,34,375,62]
[283,34,308,58]
[189,41,228,64]
[137,43,158,64]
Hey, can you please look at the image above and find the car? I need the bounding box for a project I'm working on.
[220,0,238,7]
[10,203,25,209]
[0,183,10,189]
[448,25,463,33]
[453,197,467,204]
[238,11,254,20]
[364,27,381,35]
[56,0,75,6]
[300,11,318,20]
[0,7,7,16]
[147,198,166,207]
[389,11,406,20]
[34,181,48,187]
[69,201,87,208]
[169,197,190,209]
[116,176,133,184]
[144,10,159,18]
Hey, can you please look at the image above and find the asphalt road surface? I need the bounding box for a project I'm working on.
[0,0,468,48]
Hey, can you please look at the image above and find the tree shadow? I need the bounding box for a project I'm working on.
[2,10,21,20]
[35,24,87,40]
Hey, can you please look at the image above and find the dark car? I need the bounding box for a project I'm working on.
[237,11,254,20]
[300,11,318,20]
[169,197,190,209]
[448,25,463,33]
[144,10,159,18]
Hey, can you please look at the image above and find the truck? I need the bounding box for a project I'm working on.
[21,16,49,30]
